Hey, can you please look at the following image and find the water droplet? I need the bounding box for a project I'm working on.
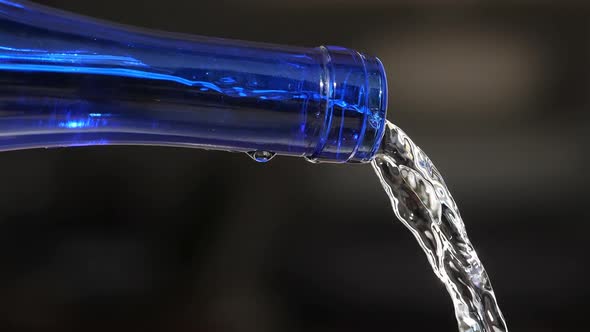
[247,151,276,163]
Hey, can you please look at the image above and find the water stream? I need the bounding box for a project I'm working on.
[371,121,508,332]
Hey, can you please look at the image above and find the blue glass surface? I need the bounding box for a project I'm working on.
[0,0,387,162]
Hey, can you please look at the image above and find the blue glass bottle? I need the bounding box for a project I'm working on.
[0,0,387,162]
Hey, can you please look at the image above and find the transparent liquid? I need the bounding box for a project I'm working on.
[371,121,507,332]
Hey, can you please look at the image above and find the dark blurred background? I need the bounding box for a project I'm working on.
[0,0,588,331]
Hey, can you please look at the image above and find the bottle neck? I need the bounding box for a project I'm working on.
[0,0,388,163]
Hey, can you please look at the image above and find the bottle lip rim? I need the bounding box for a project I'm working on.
[361,55,388,162]
[311,46,388,163]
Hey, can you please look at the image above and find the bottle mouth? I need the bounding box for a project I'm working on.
[353,54,388,162]
[311,46,388,163]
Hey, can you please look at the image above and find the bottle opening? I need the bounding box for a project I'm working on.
[310,46,388,163]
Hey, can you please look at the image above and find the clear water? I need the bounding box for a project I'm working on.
[371,121,508,332]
